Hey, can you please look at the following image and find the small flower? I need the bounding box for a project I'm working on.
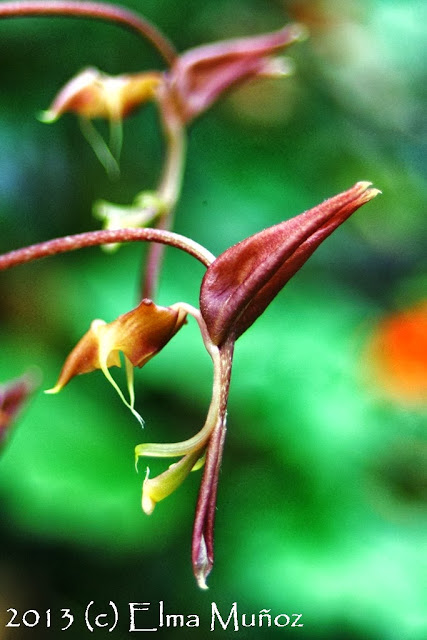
[200,181,381,345]
[40,67,161,123]
[161,23,306,123]
[41,25,304,127]
[40,23,303,176]
[40,67,162,178]
[134,182,380,588]
[46,299,187,424]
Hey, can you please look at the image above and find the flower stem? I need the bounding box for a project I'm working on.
[141,119,187,299]
[192,339,234,589]
[0,228,215,271]
[135,304,221,460]
[0,0,177,64]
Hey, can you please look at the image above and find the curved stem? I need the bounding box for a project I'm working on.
[157,122,187,210]
[0,0,177,65]
[141,119,187,300]
[135,304,221,459]
[0,228,215,271]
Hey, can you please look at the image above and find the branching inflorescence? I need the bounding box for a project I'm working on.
[0,1,380,588]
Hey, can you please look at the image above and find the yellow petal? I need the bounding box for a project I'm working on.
[42,67,162,122]
[105,298,187,368]
[142,448,203,515]
[46,302,187,423]
[45,319,118,394]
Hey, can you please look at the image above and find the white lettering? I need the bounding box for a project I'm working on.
[211,602,238,631]
[165,614,184,627]
[129,603,157,632]
[274,613,290,627]
[22,610,40,628]
[61,609,74,631]
[187,614,200,628]
[259,609,272,627]
[291,613,304,627]
[6,609,20,628]
[95,613,108,628]
[241,613,255,627]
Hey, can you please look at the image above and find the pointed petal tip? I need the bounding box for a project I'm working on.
[141,467,156,515]
[193,534,212,590]
[132,408,145,427]
[355,180,380,192]
[142,494,155,515]
[289,22,309,43]
[195,573,209,590]
[355,181,382,203]
[260,56,294,78]
[37,110,57,124]
[44,385,61,395]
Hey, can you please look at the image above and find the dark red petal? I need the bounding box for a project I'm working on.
[200,182,380,346]
[168,24,304,122]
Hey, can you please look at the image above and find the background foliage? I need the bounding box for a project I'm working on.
[0,0,426,637]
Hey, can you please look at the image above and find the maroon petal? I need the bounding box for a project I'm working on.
[200,182,380,346]
[166,24,304,122]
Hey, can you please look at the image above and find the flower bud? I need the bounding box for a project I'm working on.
[164,23,306,122]
[200,182,380,346]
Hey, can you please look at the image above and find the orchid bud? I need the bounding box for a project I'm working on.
[40,67,162,122]
[163,23,306,123]
[46,299,187,423]
[200,182,381,346]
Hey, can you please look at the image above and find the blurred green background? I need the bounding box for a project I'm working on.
[0,0,426,637]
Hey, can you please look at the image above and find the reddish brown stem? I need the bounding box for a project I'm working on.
[0,0,177,64]
[0,228,215,271]
[142,220,168,299]
[192,340,234,589]
[140,117,187,300]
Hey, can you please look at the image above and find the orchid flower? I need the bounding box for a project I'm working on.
[0,0,382,590]
[0,181,380,586]
[38,16,305,287]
